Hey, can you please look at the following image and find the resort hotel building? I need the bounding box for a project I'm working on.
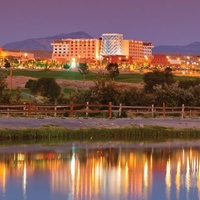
[51,33,153,64]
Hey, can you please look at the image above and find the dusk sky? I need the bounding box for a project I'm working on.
[0,0,200,47]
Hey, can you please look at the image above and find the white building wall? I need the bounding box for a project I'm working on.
[100,34,123,56]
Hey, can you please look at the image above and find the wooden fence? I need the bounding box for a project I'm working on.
[0,102,200,118]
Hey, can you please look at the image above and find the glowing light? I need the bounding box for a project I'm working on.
[71,58,76,68]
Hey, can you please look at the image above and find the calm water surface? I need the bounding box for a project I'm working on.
[0,141,199,200]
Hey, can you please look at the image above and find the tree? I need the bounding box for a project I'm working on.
[178,78,200,89]
[189,84,200,106]
[4,59,11,68]
[7,57,20,68]
[89,77,120,104]
[63,63,71,70]
[30,77,61,103]
[153,83,195,106]
[143,68,175,93]
[78,63,89,80]
[0,73,11,103]
[0,73,7,98]
[25,79,37,89]
[15,87,23,103]
[105,63,119,80]
[120,87,154,106]
[27,59,36,68]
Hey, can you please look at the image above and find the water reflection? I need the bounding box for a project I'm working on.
[0,142,199,199]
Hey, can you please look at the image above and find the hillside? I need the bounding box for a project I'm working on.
[3,31,93,51]
[153,42,200,54]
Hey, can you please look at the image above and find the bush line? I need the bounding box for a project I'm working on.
[0,126,200,145]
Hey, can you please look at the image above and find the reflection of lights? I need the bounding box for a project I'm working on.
[0,163,6,198]
[182,149,185,164]
[125,162,128,180]
[144,161,148,187]
[165,159,171,200]
[186,158,190,191]
[71,144,76,178]
[193,159,196,174]
[71,155,76,177]
[197,160,200,197]
[18,153,25,161]
[3,146,200,199]
[176,160,181,200]
[23,162,27,199]
[166,159,171,187]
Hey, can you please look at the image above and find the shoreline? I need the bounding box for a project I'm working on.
[0,117,200,130]
[0,140,200,153]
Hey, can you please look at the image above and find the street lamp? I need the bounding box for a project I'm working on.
[10,65,12,94]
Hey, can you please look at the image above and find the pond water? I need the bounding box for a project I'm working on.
[0,141,199,200]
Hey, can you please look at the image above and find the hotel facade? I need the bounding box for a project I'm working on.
[51,33,153,64]
[51,39,100,63]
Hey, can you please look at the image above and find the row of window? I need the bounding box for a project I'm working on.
[54,47,94,51]
[70,44,95,46]
[70,40,95,43]
[53,54,95,59]
[54,51,95,54]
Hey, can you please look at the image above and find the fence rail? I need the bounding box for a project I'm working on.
[0,102,200,118]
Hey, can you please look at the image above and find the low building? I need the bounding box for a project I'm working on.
[150,54,171,68]
[0,48,34,60]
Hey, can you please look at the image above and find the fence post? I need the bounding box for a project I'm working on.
[23,102,26,117]
[181,104,184,119]
[163,103,166,118]
[86,102,89,118]
[7,108,10,118]
[152,104,154,117]
[28,101,31,117]
[54,103,57,118]
[119,103,122,117]
[108,102,112,119]
[70,101,74,117]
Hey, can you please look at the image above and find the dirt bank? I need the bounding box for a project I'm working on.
[0,118,200,130]
[6,76,143,90]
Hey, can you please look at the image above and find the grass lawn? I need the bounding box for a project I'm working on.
[62,88,74,96]
[4,88,33,101]
[6,88,73,101]
[0,69,196,84]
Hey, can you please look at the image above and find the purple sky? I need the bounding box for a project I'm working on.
[0,0,200,46]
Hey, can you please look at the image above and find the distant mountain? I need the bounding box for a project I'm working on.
[3,31,93,51]
[153,42,200,54]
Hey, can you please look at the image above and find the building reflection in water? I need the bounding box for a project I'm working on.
[0,144,200,199]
